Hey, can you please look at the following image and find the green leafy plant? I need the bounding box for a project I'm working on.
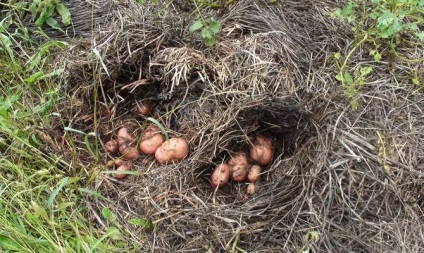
[189,17,221,47]
[333,34,373,110]
[297,230,319,253]
[335,51,373,110]
[128,218,154,230]
[30,0,71,28]
[333,0,424,45]
[332,0,424,109]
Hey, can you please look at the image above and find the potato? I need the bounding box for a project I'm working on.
[231,164,248,182]
[133,100,152,116]
[246,183,256,194]
[228,152,248,167]
[249,135,273,166]
[115,161,133,180]
[248,165,262,183]
[155,137,189,164]
[119,144,140,160]
[228,153,248,182]
[138,124,165,155]
[105,139,119,155]
[117,127,135,146]
[114,159,125,167]
[211,163,231,188]
[139,134,165,155]
[144,124,161,137]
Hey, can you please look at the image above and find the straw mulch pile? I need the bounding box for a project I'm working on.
[46,0,423,252]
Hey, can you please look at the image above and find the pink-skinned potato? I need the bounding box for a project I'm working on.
[139,134,165,155]
[115,161,133,180]
[117,127,135,146]
[143,124,161,138]
[105,139,119,155]
[119,144,140,160]
[247,183,256,194]
[211,163,231,188]
[249,135,273,166]
[114,159,125,167]
[134,100,152,116]
[227,153,248,167]
[155,137,189,164]
[248,165,261,183]
[138,124,164,155]
[228,153,248,182]
[231,164,248,182]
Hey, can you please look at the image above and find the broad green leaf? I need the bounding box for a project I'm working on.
[403,22,418,31]
[35,5,55,27]
[25,71,45,84]
[105,227,123,240]
[209,21,221,34]
[0,92,20,112]
[101,207,115,221]
[91,226,122,250]
[360,66,373,77]
[205,36,216,47]
[56,3,72,26]
[46,17,60,29]
[189,20,203,33]
[343,71,353,85]
[416,32,424,42]
[0,236,21,251]
[335,72,344,82]
[0,33,15,62]
[200,28,213,39]
[43,68,64,79]
[128,218,154,229]
[29,2,38,16]
[31,134,42,146]
[369,11,379,19]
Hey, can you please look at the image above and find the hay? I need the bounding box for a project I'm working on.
[49,0,423,252]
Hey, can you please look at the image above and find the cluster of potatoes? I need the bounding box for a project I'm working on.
[211,135,272,194]
[104,99,189,179]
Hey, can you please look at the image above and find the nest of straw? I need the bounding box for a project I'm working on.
[46,0,423,252]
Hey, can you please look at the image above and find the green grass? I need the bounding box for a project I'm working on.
[0,4,136,252]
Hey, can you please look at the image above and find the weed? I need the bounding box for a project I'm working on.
[188,0,223,46]
[29,0,71,30]
[297,230,319,253]
[332,0,424,109]
[333,0,424,46]
[189,17,221,47]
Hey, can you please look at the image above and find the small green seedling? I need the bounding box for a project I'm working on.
[189,18,221,47]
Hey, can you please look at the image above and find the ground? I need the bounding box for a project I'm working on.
[0,0,423,252]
